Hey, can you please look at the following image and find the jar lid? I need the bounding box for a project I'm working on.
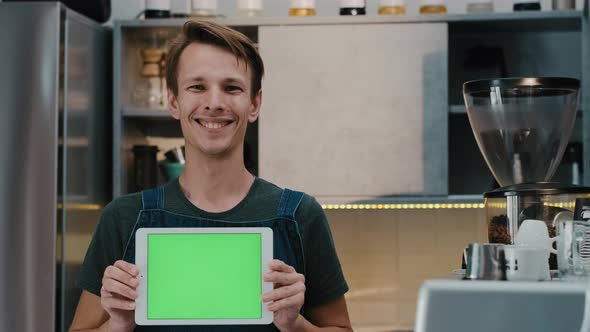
[237,0,263,10]
[290,0,316,9]
[484,182,590,198]
[145,0,171,10]
[340,0,365,8]
[379,0,405,6]
[192,0,217,10]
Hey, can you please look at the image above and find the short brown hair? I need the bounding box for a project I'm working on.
[166,20,264,99]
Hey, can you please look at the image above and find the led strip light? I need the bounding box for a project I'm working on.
[322,203,485,210]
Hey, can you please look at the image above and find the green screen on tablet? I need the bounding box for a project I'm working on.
[147,233,262,320]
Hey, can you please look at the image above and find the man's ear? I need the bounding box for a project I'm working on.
[248,90,262,123]
[168,89,180,120]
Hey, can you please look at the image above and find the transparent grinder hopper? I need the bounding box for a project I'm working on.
[463,78,590,265]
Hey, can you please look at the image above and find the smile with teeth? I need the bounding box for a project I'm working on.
[197,119,232,129]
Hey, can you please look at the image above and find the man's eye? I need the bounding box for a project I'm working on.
[189,84,205,91]
[225,86,243,92]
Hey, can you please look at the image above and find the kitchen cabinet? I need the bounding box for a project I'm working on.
[112,11,589,203]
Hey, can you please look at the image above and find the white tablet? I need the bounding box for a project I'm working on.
[134,227,274,325]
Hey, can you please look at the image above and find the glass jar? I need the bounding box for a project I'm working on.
[378,0,406,15]
[466,0,494,13]
[420,0,447,14]
[339,0,366,15]
[552,0,575,10]
[513,0,541,11]
[289,0,316,16]
[133,48,166,108]
[236,0,263,17]
[191,0,217,17]
[145,0,171,18]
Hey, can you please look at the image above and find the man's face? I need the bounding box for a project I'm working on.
[168,42,261,158]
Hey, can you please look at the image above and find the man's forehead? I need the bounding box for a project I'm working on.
[178,43,251,80]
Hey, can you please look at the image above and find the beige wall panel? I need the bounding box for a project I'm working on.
[258,24,447,199]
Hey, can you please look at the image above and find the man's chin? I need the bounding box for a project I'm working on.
[197,145,234,158]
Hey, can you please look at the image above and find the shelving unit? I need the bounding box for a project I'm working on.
[113,10,589,204]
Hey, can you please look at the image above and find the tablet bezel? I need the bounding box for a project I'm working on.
[134,227,274,325]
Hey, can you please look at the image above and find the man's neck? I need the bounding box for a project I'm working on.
[178,149,255,213]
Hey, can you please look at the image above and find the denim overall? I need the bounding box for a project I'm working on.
[122,186,306,332]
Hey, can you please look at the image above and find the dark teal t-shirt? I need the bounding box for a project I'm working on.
[77,177,348,308]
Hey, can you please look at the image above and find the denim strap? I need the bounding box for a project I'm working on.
[141,186,164,210]
[276,188,304,220]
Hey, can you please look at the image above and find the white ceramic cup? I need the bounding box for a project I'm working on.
[504,245,548,281]
[515,219,557,255]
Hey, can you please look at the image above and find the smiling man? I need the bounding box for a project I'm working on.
[69,21,351,332]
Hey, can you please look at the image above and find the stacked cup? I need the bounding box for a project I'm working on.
[504,219,555,281]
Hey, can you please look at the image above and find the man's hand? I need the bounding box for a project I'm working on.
[101,260,140,332]
[262,259,306,332]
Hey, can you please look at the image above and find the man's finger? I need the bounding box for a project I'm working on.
[114,260,140,277]
[100,287,113,300]
[266,292,304,312]
[263,271,304,286]
[102,278,139,300]
[101,295,136,311]
[104,265,140,289]
[268,259,296,273]
[261,282,305,303]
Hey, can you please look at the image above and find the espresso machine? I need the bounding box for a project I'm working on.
[463,77,590,267]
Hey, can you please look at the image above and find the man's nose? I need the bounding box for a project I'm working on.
[204,88,225,111]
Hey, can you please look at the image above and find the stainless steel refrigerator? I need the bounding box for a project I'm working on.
[0,2,110,331]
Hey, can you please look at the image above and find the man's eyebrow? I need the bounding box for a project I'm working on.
[223,77,246,85]
[183,76,206,83]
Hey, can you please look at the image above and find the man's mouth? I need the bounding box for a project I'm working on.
[196,119,232,129]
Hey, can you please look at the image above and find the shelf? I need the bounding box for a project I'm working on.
[114,10,583,28]
[448,11,581,32]
[317,194,484,208]
[114,11,590,199]
[354,194,483,204]
[122,107,172,118]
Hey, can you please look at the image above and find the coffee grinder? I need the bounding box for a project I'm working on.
[463,77,590,268]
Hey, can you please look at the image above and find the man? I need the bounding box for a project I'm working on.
[69,20,351,332]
